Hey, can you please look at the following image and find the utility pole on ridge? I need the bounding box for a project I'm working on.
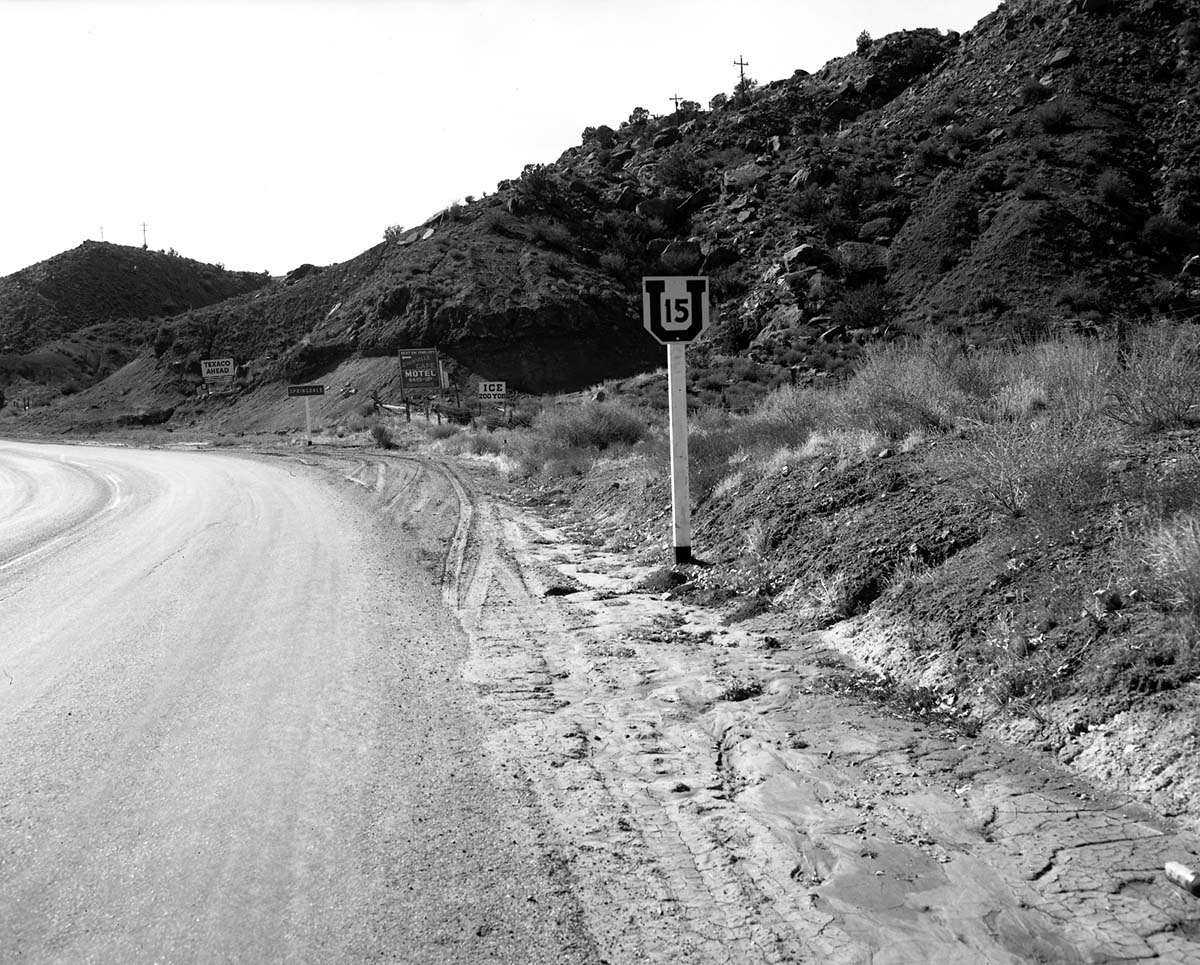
[140,222,148,249]
[671,93,683,113]
[734,55,749,90]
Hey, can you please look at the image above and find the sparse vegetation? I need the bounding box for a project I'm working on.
[1035,100,1074,134]
[1097,169,1134,208]
[369,421,397,449]
[1108,323,1200,431]
[534,401,647,452]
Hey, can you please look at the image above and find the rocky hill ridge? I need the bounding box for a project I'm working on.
[0,241,267,355]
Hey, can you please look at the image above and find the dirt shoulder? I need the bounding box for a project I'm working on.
[431,451,1200,963]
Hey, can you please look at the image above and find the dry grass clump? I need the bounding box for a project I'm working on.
[534,401,647,451]
[1142,513,1200,615]
[425,423,459,440]
[830,336,987,437]
[1108,323,1200,431]
[941,416,1108,541]
[369,421,397,449]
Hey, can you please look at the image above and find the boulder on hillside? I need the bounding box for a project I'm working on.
[723,162,771,194]
[700,244,740,272]
[614,185,642,210]
[858,217,895,241]
[1182,254,1200,277]
[781,271,813,298]
[609,148,636,168]
[783,243,832,270]
[1047,47,1077,68]
[635,198,675,221]
[677,187,716,217]
[788,164,834,189]
[652,128,681,149]
[661,240,703,274]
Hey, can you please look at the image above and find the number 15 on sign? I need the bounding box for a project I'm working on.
[642,276,709,565]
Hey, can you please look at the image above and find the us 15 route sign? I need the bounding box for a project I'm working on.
[642,276,709,344]
[642,275,710,566]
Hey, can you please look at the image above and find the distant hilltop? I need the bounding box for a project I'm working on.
[0,241,267,355]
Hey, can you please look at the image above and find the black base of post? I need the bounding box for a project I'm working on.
[675,545,692,565]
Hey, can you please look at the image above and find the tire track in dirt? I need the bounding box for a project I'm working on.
[450,497,819,963]
[443,483,1200,964]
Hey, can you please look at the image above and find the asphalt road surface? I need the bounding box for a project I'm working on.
[0,440,597,964]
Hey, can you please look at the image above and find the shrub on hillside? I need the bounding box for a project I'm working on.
[657,145,703,192]
[926,101,959,127]
[1109,323,1200,431]
[1142,512,1200,616]
[534,401,647,451]
[1019,78,1052,106]
[482,208,516,236]
[516,163,555,203]
[599,251,628,276]
[831,337,980,437]
[153,325,175,357]
[1097,169,1134,207]
[426,423,459,440]
[1035,101,1074,134]
[829,283,891,330]
[943,416,1108,541]
[370,421,397,449]
[528,218,575,254]
[1019,335,1112,424]
[1141,213,1197,253]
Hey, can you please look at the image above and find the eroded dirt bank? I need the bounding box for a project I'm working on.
[310,443,1200,964]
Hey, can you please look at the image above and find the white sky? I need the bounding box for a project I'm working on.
[0,0,999,279]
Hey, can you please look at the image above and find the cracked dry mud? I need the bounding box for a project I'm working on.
[337,450,1200,964]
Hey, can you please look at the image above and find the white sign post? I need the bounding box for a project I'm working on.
[287,384,326,444]
[642,276,709,565]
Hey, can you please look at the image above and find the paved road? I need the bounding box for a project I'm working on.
[0,441,596,964]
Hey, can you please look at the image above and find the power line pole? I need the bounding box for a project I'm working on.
[140,222,148,249]
[734,55,749,90]
[99,226,104,241]
[671,93,683,113]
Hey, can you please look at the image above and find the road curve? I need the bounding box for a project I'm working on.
[0,440,596,964]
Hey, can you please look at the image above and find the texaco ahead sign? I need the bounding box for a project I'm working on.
[642,276,709,345]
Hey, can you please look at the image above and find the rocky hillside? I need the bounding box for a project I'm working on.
[0,242,268,354]
[0,243,268,406]
[8,0,1200,412]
